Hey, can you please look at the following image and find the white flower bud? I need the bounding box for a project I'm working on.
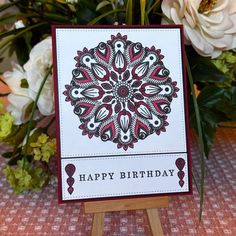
[14,20,25,29]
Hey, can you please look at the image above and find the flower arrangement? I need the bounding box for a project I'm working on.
[0,0,236,216]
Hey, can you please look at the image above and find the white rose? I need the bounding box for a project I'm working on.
[162,0,236,58]
[3,63,33,124]
[7,94,33,125]
[24,37,54,116]
[4,63,28,97]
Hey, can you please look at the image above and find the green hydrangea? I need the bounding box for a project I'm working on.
[0,112,14,140]
[30,133,56,163]
[0,100,3,113]
[223,51,236,64]
[3,160,48,194]
[212,59,229,74]
[212,51,236,85]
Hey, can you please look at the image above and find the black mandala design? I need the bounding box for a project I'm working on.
[63,33,179,150]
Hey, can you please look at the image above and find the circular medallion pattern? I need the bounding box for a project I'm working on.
[63,33,179,150]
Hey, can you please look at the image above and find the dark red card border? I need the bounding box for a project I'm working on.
[51,24,192,204]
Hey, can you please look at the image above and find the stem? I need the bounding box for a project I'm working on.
[126,0,133,24]
[0,12,38,25]
[111,2,118,24]
[192,167,200,194]
[147,0,161,15]
[185,54,206,221]
[22,65,53,168]
[140,0,146,25]
[88,9,124,25]
[0,22,47,50]
[144,14,149,24]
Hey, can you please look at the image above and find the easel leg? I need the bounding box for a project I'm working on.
[86,197,168,236]
[147,208,164,236]
[91,212,105,236]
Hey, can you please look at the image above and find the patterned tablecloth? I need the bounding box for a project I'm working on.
[0,127,235,236]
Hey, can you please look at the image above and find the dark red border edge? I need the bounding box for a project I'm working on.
[179,25,193,196]
[51,27,63,204]
[51,24,193,204]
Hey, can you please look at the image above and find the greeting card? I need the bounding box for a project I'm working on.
[52,26,191,202]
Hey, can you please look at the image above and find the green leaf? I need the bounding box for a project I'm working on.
[216,87,236,120]
[0,22,47,54]
[188,49,228,83]
[79,0,98,10]
[199,109,219,156]
[14,37,30,65]
[2,151,16,159]
[196,85,231,155]
[75,8,96,24]
[7,154,23,166]
[0,14,17,25]
[39,0,71,12]
[1,148,21,161]
[194,60,228,83]
[126,0,133,24]
[0,36,15,55]
[185,54,206,221]
[197,85,236,122]
[216,100,236,120]
[0,1,21,12]
[197,85,224,107]
[3,124,27,148]
[146,0,161,15]
[75,2,99,24]
[195,84,236,155]
[0,28,22,40]
[96,1,111,11]
[3,122,33,152]
[140,0,146,25]
[144,13,149,24]
[42,13,70,23]
[88,9,124,25]
[22,65,53,169]
[23,31,32,52]
[231,86,236,104]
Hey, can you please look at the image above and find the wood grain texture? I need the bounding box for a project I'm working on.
[84,196,168,213]
[147,208,164,236]
[91,212,105,236]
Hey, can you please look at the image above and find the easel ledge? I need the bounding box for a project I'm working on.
[84,196,169,236]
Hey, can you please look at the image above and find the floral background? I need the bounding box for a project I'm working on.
[0,0,236,216]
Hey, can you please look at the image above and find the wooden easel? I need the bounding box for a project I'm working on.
[84,196,169,236]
